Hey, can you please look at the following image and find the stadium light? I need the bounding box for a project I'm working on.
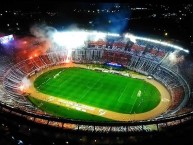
[124,34,137,43]
[53,31,88,48]
[52,30,121,48]
[53,30,189,53]
[107,32,120,37]
[0,34,14,44]
[125,33,189,53]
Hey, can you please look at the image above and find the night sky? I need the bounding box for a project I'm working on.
[1,0,192,10]
[0,0,192,47]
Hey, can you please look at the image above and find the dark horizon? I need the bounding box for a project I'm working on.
[1,0,193,10]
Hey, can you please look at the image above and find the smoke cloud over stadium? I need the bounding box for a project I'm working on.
[30,23,57,41]
[30,23,118,52]
[168,50,185,65]
[93,3,131,33]
[30,24,88,51]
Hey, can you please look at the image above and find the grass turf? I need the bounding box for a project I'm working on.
[33,67,161,116]
[28,96,113,121]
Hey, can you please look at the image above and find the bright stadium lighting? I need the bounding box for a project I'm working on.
[107,32,120,37]
[53,31,88,48]
[1,38,9,44]
[125,34,137,43]
[89,31,106,41]
[124,34,189,53]
[53,30,121,48]
[0,34,14,44]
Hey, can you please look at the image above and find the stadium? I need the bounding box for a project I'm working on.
[0,29,193,144]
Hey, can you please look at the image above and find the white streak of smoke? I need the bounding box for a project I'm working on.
[30,23,57,41]
[21,77,32,89]
[168,50,184,65]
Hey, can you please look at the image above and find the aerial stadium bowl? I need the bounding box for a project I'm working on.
[0,31,193,133]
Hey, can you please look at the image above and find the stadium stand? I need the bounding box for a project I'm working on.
[0,35,192,140]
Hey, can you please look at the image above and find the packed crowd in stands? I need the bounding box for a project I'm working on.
[0,36,192,134]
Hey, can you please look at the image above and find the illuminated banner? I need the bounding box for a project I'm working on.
[0,34,14,44]
[105,62,123,69]
[106,62,122,67]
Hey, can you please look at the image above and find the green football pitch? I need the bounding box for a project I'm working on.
[31,67,161,121]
